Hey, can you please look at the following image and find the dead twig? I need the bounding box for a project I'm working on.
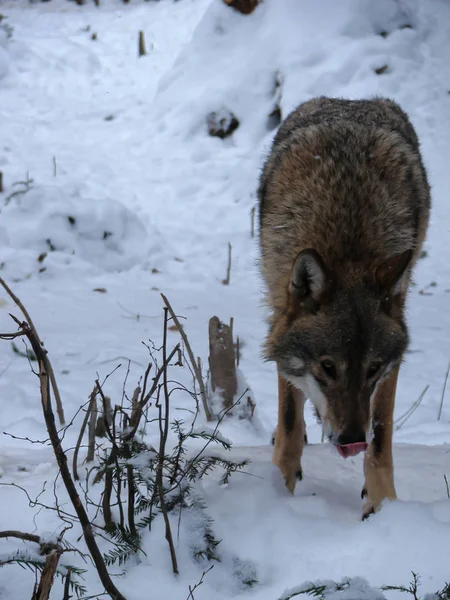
[10,316,126,600]
[0,531,65,600]
[438,360,450,421]
[161,293,213,421]
[87,389,98,461]
[0,277,66,425]
[394,385,429,430]
[0,530,41,544]
[222,242,232,285]
[156,308,179,574]
[0,330,28,339]
[123,343,180,442]
[72,395,94,481]
[186,565,214,599]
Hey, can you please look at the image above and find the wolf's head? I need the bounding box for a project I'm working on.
[266,248,412,454]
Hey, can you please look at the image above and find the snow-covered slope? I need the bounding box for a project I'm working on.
[0,0,449,598]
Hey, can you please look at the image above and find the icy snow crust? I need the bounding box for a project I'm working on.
[0,0,450,598]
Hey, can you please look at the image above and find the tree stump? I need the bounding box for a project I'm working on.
[208,316,237,412]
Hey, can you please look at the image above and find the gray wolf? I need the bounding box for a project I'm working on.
[258,96,430,519]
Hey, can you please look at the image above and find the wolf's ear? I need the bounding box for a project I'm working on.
[376,249,412,295]
[290,249,328,301]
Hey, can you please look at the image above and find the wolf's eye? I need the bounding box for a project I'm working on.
[367,362,382,378]
[321,359,337,380]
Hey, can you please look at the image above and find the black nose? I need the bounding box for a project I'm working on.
[337,431,366,446]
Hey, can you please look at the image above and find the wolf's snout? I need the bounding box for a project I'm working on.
[337,430,366,446]
[336,431,367,459]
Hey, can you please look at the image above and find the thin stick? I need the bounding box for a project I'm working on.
[156,308,178,574]
[395,385,429,430]
[185,565,214,599]
[0,277,65,425]
[87,389,98,462]
[52,156,57,178]
[444,474,450,499]
[0,330,28,339]
[437,360,450,421]
[103,465,114,530]
[95,384,125,529]
[222,242,232,285]
[0,171,3,193]
[123,344,180,442]
[72,397,93,481]
[161,293,212,421]
[127,463,136,538]
[12,318,126,600]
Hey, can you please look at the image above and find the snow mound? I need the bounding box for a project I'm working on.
[0,184,163,273]
[153,0,423,146]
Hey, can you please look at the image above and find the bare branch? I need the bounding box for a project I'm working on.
[161,293,212,421]
[156,308,178,574]
[123,343,180,442]
[73,394,94,481]
[10,318,126,600]
[186,565,214,599]
[0,530,41,544]
[87,390,98,462]
[0,277,66,425]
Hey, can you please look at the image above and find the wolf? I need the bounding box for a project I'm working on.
[258,96,430,519]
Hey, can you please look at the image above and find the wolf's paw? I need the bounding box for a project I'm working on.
[274,457,303,493]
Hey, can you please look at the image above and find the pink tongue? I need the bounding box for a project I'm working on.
[337,442,368,459]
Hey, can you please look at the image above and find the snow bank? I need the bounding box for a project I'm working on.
[0,183,164,273]
[153,0,425,149]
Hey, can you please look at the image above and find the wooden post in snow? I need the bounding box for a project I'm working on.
[208,316,237,412]
[138,31,147,57]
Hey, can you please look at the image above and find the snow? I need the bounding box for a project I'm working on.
[0,0,449,598]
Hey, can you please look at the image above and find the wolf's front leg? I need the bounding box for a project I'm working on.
[362,366,399,519]
[273,371,306,493]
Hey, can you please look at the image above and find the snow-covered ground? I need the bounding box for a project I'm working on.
[0,0,449,598]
